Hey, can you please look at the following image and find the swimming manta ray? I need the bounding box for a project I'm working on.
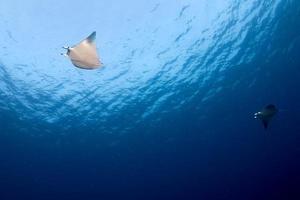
[254,104,278,130]
[63,31,102,69]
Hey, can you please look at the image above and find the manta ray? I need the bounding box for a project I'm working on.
[63,31,102,69]
[254,104,278,130]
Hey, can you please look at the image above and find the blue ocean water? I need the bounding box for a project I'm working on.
[0,0,300,199]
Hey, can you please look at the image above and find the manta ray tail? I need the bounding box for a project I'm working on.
[262,120,269,130]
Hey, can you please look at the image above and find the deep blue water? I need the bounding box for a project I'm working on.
[0,0,300,199]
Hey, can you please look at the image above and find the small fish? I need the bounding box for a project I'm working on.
[62,31,102,70]
[254,104,278,130]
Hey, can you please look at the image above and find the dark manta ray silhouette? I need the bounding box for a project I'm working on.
[62,31,102,70]
[254,104,278,130]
